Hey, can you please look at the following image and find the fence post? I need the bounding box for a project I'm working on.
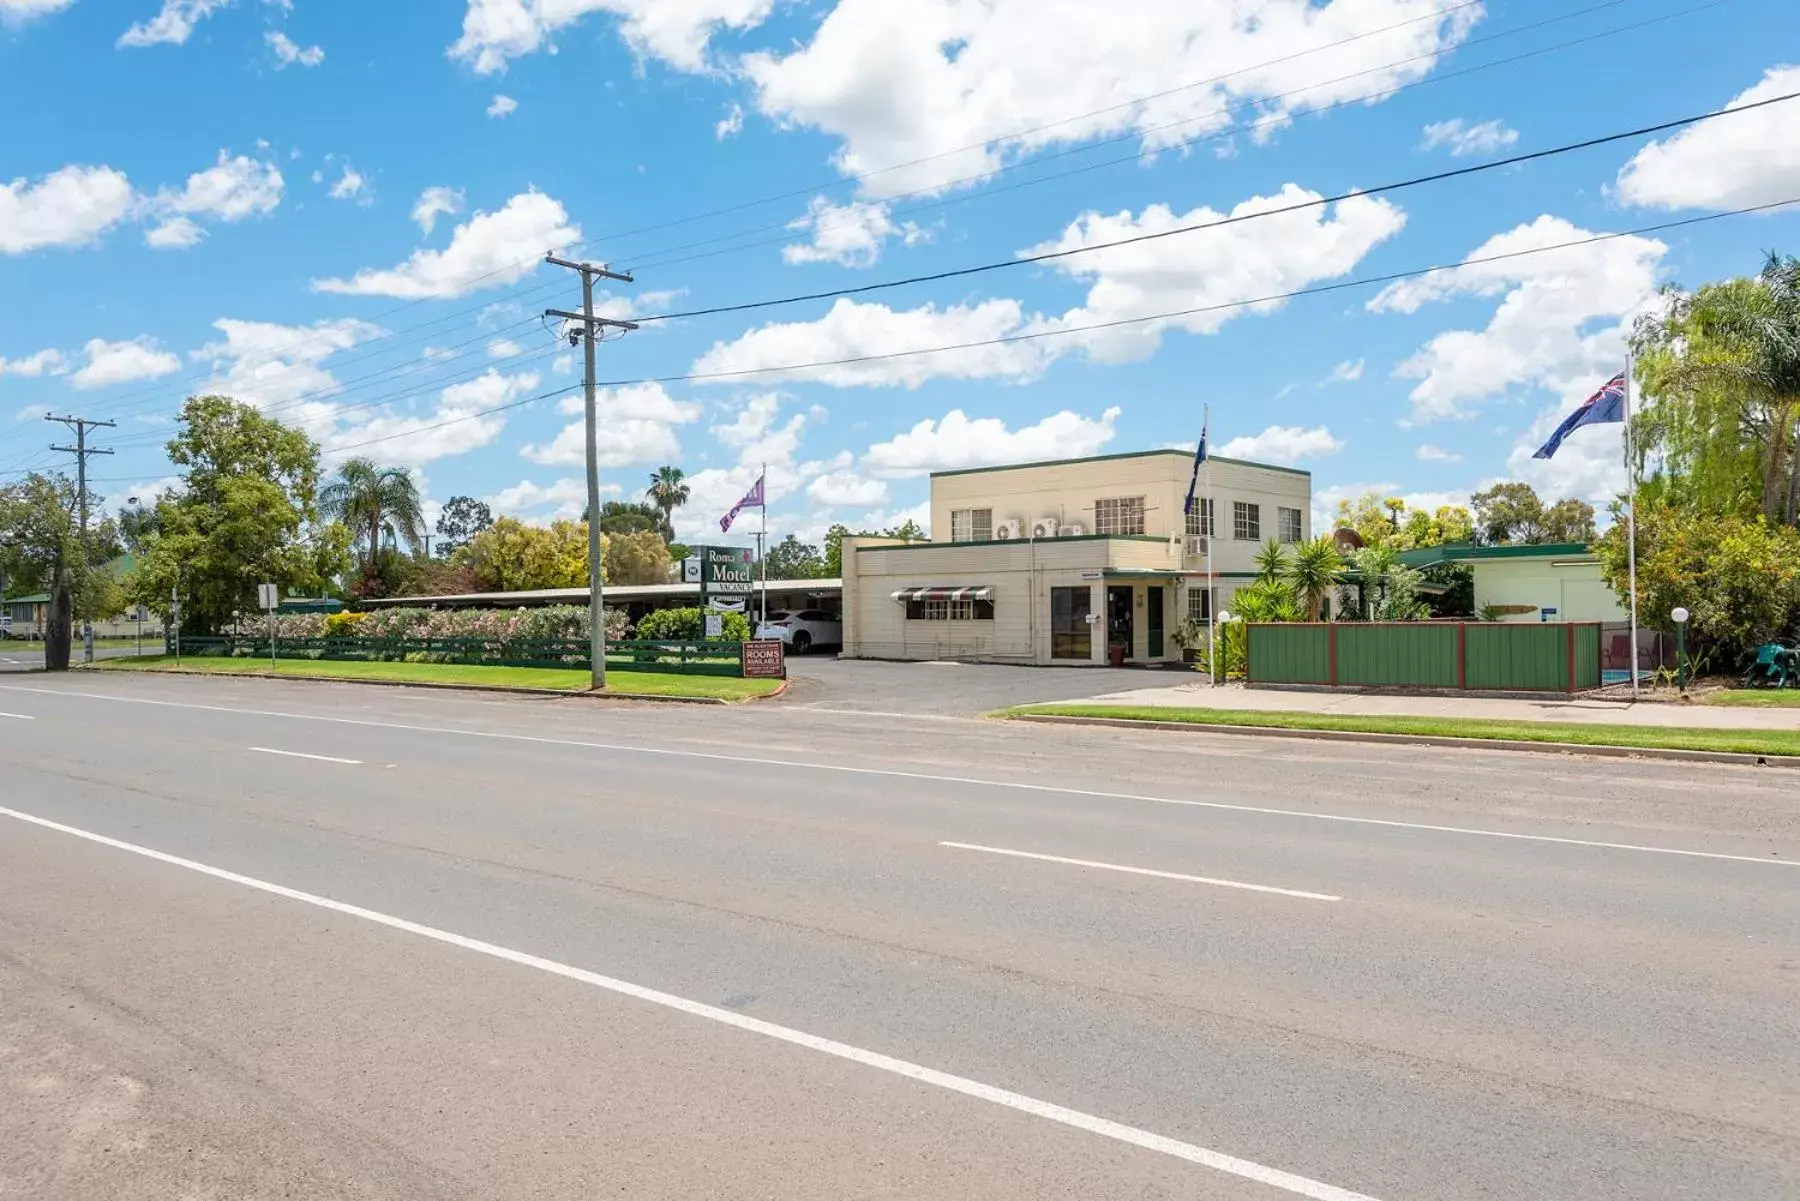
[1457,622,1467,691]
[1566,622,1577,693]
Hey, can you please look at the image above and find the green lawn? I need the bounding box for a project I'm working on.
[1002,704,1800,758]
[1705,689,1800,708]
[95,655,783,701]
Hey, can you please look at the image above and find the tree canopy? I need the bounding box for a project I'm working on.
[435,495,493,556]
[605,529,674,586]
[764,534,829,580]
[1468,482,1596,545]
[1332,493,1474,550]
[452,517,600,591]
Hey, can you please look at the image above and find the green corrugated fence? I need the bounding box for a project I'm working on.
[1246,622,1604,692]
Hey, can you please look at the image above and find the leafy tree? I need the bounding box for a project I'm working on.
[126,396,348,636]
[886,518,927,541]
[605,529,675,585]
[1340,545,1429,621]
[1334,491,1475,550]
[0,472,103,669]
[118,501,162,555]
[435,495,493,556]
[597,500,664,537]
[1595,501,1800,665]
[1253,539,1288,585]
[646,466,689,540]
[452,517,600,591]
[1284,536,1342,620]
[320,457,426,571]
[1469,482,1594,545]
[764,534,828,580]
[822,520,924,577]
[1231,578,1303,623]
[635,606,752,643]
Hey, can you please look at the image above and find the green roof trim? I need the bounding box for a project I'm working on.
[1396,542,1596,568]
[857,533,1171,551]
[929,447,1311,479]
[5,594,51,605]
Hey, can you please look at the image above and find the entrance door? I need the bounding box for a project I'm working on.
[1050,587,1093,660]
[1146,586,1164,657]
[1107,585,1133,661]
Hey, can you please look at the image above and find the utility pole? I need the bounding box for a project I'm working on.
[545,253,637,690]
[47,415,115,667]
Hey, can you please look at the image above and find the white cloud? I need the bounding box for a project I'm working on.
[782,196,922,268]
[552,352,574,375]
[192,316,383,429]
[144,215,206,249]
[1327,358,1364,383]
[99,475,183,520]
[1218,424,1341,465]
[715,102,743,139]
[157,150,284,222]
[487,338,523,359]
[326,369,538,468]
[1416,444,1461,463]
[421,345,458,362]
[0,165,135,254]
[265,29,324,68]
[693,297,1048,389]
[806,470,888,507]
[1419,117,1518,156]
[411,186,464,235]
[1371,215,1666,423]
[710,391,784,447]
[313,190,578,299]
[1614,65,1800,212]
[327,163,369,204]
[1023,187,1406,362]
[484,477,608,520]
[0,348,68,378]
[486,93,518,119]
[522,381,700,468]
[744,0,1481,199]
[118,0,229,47]
[450,0,775,75]
[0,0,76,23]
[862,406,1120,478]
[70,337,182,390]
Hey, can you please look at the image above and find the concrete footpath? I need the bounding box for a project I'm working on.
[1074,680,1800,731]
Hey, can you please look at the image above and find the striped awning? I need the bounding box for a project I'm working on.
[891,586,994,602]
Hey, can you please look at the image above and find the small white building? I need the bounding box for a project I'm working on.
[1399,543,1628,623]
[841,449,1312,665]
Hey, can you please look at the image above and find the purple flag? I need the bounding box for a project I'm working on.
[719,473,765,533]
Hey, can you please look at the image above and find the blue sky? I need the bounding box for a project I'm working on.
[2,0,1797,547]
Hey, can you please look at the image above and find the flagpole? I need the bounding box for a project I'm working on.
[1624,352,1640,699]
[759,462,768,630]
[1205,406,1217,687]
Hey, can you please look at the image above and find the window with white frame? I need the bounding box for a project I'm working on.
[1233,501,1261,540]
[1279,506,1303,542]
[949,507,993,542]
[1093,496,1145,535]
[1184,498,1214,538]
[1186,587,1211,622]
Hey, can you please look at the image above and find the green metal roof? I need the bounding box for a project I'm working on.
[1396,542,1594,568]
[5,594,50,605]
[929,447,1311,479]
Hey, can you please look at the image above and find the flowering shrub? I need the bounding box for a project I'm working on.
[269,605,630,651]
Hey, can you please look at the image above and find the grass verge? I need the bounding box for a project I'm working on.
[94,655,783,701]
[1705,689,1800,708]
[1002,704,1800,758]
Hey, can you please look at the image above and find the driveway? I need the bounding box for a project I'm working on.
[779,655,1202,716]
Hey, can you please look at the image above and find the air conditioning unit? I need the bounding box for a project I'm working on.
[1059,523,1085,537]
[1185,535,1209,557]
[994,519,1023,541]
[1031,517,1060,539]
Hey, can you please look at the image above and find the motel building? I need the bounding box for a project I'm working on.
[839,449,1313,666]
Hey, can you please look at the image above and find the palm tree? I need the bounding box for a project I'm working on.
[647,466,690,540]
[1284,536,1343,620]
[320,457,425,570]
[1253,538,1288,585]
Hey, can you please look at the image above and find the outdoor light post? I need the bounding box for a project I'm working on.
[1215,610,1233,686]
[1671,606,1690,693]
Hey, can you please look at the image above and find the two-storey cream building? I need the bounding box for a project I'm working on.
[841,449,1312,665]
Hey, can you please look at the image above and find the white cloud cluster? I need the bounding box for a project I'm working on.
[521,381,700,468]
[715,103,744,139]
[327,163,370,204]
[70,337,182,390]
[156,149,285,221]
[118,0,230,48]
[193,316,383,434]
[266,29,324,68]
[1327,358,1364,383]
[0,348,69,378]
[782,196,922,268]
[1371,215,1667,423]
[484,476,612,520]
[1416,444,1461,463]
[745,0,1480,198]
[862,406,1120,478]
[326,369,538,468]
[412,186,464,234]
[313,190,578,299]
[1419,117,1518,156]
[0,0,77,23]
[1218,424,1342,466]
[806,470,888,507]
[450,0,774,74]
[487,93,518,119]
[0,165,135,254]
[1614,65,1800,212]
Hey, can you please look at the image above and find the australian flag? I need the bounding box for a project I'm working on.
[1533,372,1627,460]
[1182,421,1208,517]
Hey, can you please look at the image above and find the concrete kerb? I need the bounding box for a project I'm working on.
[1005,712,1800,769]
[82,665,746,705]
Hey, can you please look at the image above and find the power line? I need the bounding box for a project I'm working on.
[314,197,1798,458]
[622,0,1723,275]
[637,87,1798,326]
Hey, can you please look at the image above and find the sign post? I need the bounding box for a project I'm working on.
[258,583,279,671]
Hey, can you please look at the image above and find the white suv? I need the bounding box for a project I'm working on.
[754,609,842,654]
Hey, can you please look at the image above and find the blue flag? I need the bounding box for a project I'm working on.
[1182,423,1208,517]
[1533,372,1627,460]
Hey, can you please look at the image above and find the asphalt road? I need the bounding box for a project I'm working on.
[0,642,158,671]
[2,673,1795,1200]
[782,654,1196,714]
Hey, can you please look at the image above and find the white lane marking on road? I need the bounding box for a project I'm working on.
[249,747,361,765]
[0,711,36,720]
[0,805,1382,1201]
[940,842,1341,902]
[4,684,1794,870]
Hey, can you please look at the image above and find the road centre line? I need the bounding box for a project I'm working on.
[4,684,1794,870]
[940,842,1341,902]
[0,711,36,720]
[0,805,1382,1201]
[250,747,362,765]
